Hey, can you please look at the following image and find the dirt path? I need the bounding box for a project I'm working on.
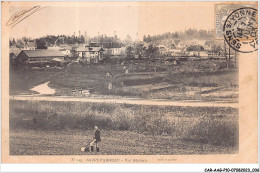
[10,95,238,108]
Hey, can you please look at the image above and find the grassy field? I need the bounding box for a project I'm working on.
[10,100,239,155]
[10,129,237,155]
[10,58,238,101]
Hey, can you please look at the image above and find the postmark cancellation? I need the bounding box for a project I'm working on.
[215,3,258,53]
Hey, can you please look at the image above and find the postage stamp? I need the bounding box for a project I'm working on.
[215,3,257,40]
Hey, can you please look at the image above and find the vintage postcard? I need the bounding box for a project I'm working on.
[1,1,258,164]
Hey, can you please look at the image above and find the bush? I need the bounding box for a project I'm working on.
[181,116,238,147]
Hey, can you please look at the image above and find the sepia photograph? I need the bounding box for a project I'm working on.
[1,1,258,164]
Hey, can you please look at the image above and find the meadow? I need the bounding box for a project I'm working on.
[10,58,238,101]
[10,100,239,155]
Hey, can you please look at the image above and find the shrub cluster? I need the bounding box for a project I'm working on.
[10,100,238,147]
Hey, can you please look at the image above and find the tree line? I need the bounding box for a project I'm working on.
[10,34,121,49]
[143,29,214,43]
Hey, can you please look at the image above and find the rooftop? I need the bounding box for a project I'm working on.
[25,41,36,48]
[75,47,104,52]
[90,42,123,48]
[10,48,22,57]
[21,50,64,58]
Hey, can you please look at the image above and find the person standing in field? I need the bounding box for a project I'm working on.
[90,126,101,152]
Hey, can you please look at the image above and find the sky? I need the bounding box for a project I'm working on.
[8,2,215,40]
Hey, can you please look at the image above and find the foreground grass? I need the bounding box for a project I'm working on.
[10,129,237,155]
[10,100,239,149]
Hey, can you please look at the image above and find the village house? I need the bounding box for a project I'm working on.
[9,48,21,65]
[182,44,208,57]
[60,48,71,56]
[72,46,83,57]
[204,40,225,57]
[85,47,105,63]
[204,40,213,50]
[15,50,65,68]
[167,43,176,49]
[47,45,71,56]
[22,41,36,50]
[73,46,105,64]
[90,42,125,57]
[157,45,168,55]
[169,48,186,56]
[166,43,181,56]
[59,45,72,56]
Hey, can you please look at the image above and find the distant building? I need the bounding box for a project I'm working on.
[87,47,105,63]
[16,50,65,68]
[174,40,181,47]
[60,48,71,56]
[22,41,36,50]
[157,45,168,55]
[74,46,105,64]
[90,42,125,56]
[204,41,213,50]
[183,44,205,52]
[74,46,86,57]
[9,48,21,64]
[168,43,176,49]
[182,44,207,57]
[177,40,206,49]
[48,46,71,56]
[60,45,72,56]
[166,43,178,56]
[168,48,184,56]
